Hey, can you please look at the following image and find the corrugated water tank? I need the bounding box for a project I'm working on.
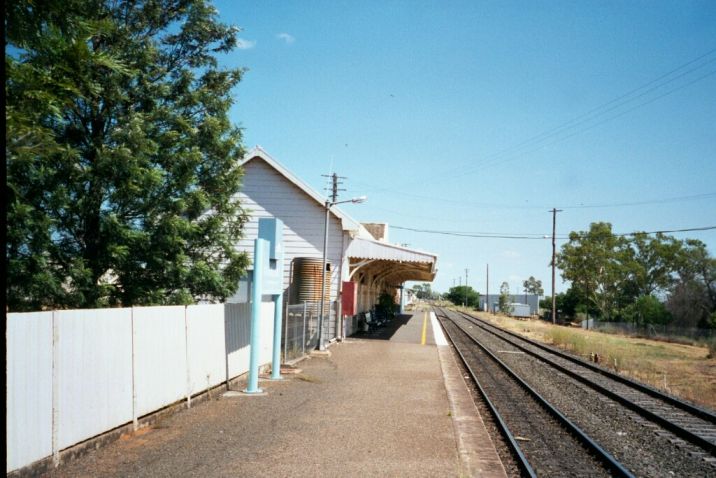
[291,257,332,304]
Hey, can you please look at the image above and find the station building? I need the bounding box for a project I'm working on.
[229,146,437,338]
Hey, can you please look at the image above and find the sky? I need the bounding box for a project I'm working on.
[213,1,716,296]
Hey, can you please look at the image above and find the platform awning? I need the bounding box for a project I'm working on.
[346,237,437,284]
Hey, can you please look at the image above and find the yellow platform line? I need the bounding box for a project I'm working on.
[421,313,428,345]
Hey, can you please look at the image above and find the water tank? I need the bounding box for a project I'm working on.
[291,257,332,305]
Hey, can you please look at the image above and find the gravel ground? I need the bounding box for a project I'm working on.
[450,313,716,477]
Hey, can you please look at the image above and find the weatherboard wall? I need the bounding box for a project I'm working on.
[231,158,345,304]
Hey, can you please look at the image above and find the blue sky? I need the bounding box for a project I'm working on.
[214,1,716,296]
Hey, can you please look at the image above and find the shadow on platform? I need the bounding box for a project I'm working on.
[351,314,413,341]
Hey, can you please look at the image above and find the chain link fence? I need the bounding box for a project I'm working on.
[283,301,338,362]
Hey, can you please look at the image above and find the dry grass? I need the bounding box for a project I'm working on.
[470,311,716,410]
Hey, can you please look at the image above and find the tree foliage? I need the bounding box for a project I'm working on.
[6,0,249,311]
[412,282,437,300]
[445,285,480,308]
[556,222,627,320]
[540,287,592,319]
[523,276,544,296]
[498,281,513,315]
[556,222,715,327]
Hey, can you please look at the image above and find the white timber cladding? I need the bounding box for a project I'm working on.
[234,158,345,304]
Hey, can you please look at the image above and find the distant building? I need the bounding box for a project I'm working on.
[479,294,541,316]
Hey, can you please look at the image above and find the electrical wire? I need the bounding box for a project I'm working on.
[391,225,716,240]
[348,186,716,211]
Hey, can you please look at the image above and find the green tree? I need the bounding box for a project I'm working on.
[412,283,435,300]
[540,287,592,319]
[665,239,716,328]
[676,240,716,311]
[498,281,513,315]
[623,295,672,327]
[623,232,682,297]
[556,222,628,320]
[446,286,480,308]
[6,0,249,311]
[523,276,544,296]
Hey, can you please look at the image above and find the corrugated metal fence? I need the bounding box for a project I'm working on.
[6,302,274,474]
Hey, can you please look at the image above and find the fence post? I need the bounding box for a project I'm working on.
[270,292,284,380]
[302,301,307,356]
[283,302,289,363]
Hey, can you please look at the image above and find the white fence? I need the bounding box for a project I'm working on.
[6,301,275,474]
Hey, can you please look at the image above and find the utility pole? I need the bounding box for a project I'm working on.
[464,268,469,307]
[550,208,563,324]
[486,264,489,313]
[318,172,345,350]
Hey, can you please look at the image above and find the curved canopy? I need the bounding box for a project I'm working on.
[346,237,437,285]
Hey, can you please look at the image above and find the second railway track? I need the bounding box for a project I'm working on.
[436,308,631,477]
[435,306,716,477]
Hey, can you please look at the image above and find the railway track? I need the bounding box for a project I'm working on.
[451,308,716,457]
[435,306,716,476]
[435,307,633,477]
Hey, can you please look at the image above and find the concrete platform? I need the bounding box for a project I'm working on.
[45,310,505,478]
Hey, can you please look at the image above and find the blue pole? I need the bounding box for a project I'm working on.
[245,238,266,394]
[271,292,284,380]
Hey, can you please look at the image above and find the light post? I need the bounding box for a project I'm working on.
[318,195,367,351]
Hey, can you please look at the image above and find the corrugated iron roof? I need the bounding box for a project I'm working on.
[346,237,437,265]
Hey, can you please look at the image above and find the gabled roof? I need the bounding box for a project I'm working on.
[240,146,365,234]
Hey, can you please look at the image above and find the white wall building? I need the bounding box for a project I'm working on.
[230,147,437,333]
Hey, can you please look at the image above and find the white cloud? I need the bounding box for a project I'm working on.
[236,38,256,49]
[277,32,295,44]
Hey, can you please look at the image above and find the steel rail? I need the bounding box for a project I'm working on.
[436,307,634,478]
[455,310,716,456]
[433,308,537,478]
[459,309,716,424]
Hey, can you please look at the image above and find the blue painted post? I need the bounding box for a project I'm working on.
[245,238,266,394]
[271,292,284,380]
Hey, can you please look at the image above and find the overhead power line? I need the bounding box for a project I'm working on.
[391,225,716,240]
[349,186,716,211]
[433,49,716,180]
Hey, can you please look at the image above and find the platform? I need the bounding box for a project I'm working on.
[45,310,505,478]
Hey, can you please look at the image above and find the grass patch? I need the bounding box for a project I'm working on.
[471,311,716,410]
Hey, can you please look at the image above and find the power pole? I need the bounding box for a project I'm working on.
[464,268,469,307]
[550,208,563,324]
[486,264,489,313]
[322,172,345,203]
